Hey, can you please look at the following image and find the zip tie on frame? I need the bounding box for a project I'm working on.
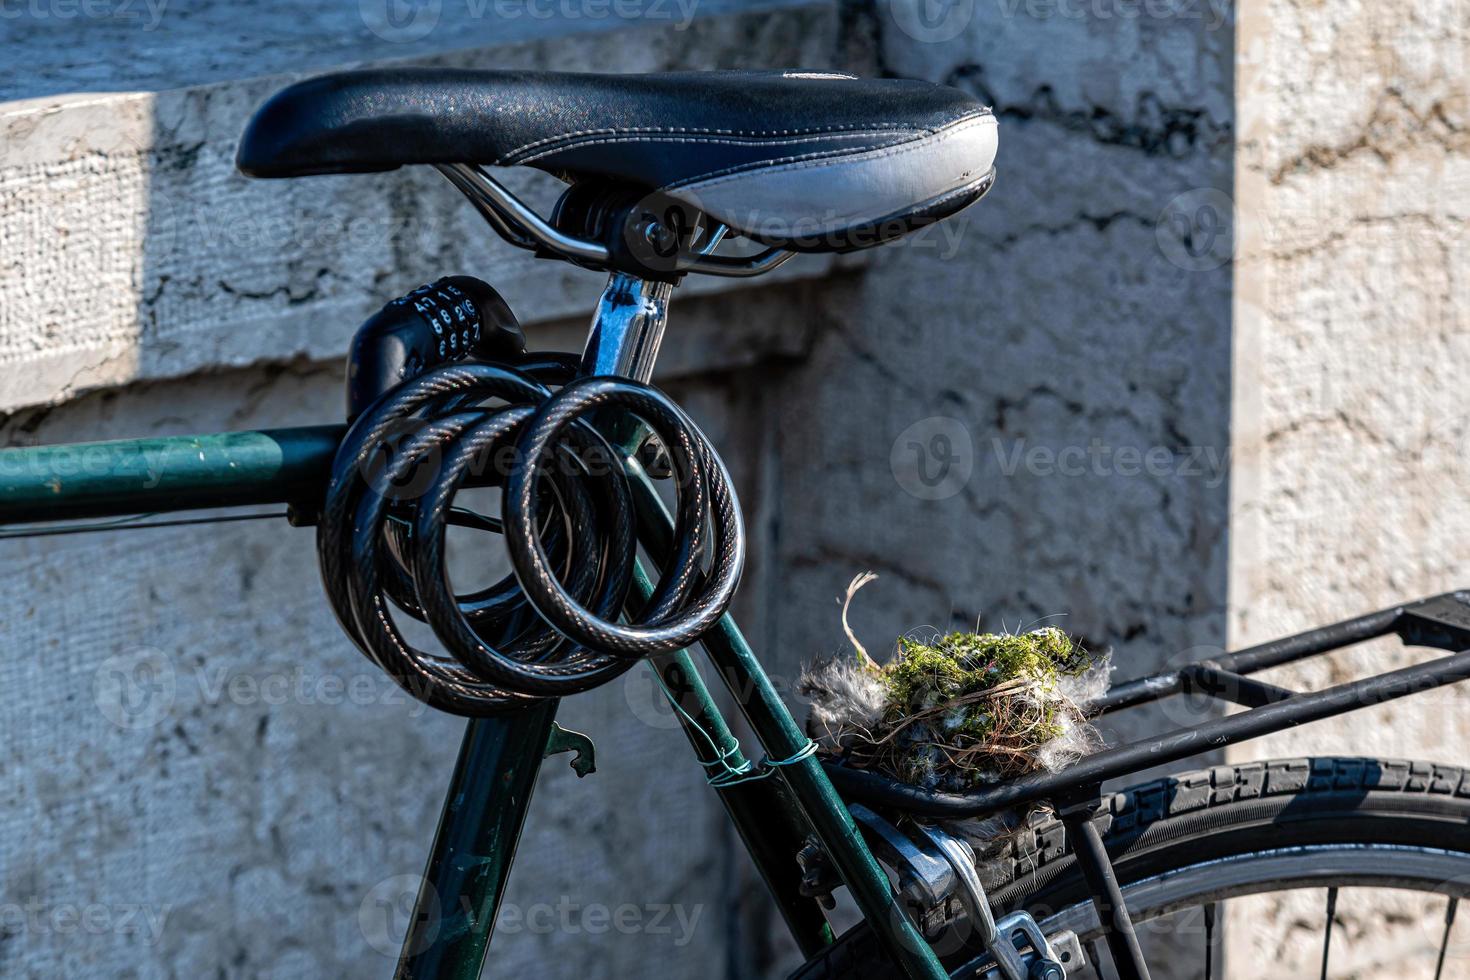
[711,740,819,789]
[652,669,818,789]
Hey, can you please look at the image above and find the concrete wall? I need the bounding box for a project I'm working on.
[753,3,1233,976]
[1227,2,1470,975]
[0,279,838,979]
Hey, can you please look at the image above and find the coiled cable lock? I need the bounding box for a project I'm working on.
[315,277,745,717]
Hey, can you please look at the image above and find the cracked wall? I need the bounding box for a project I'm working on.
[1227,2,1470,976]
[0,3,858,977]
[0,290,814,979]
[757,2,1233,975]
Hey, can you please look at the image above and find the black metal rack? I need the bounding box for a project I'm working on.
[825,590,1470,978]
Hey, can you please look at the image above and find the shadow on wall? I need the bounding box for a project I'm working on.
[759,0,1234,974]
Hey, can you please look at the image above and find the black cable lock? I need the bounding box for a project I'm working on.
[317,277,745,716]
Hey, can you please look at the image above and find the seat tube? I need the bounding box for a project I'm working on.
[394,271,679,978]
[398,271,943,978]
[589,273,946,977]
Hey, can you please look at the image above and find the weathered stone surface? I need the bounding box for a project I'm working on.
[0,285,813,978]
[0,4,846,976]
[0,1,851,413]
[1227,2,1470,976]
[1,0,789,104]
[755,1,1233,974]
[4,0,1462,976]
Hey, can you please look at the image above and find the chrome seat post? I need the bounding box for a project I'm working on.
[580,272,673,383]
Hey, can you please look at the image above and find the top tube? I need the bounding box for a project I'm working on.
[0,426,341,524]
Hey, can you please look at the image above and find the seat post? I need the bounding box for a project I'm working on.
[580,272,674,383]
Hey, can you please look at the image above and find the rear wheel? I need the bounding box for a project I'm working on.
[792,757,1470,978]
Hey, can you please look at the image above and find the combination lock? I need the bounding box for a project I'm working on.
[346,276,526,417]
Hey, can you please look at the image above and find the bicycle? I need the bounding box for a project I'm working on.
[5,66,1469,980]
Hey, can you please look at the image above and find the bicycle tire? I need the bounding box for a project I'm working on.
[792,757,1470,978]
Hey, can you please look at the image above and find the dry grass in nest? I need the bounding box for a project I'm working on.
[800,574,1110,793]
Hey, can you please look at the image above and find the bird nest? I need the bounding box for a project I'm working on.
[799,575,1110,793]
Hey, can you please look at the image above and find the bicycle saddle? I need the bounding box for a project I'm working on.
[236,68,997,252]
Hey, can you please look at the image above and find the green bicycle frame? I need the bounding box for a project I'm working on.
[0,402,945,975]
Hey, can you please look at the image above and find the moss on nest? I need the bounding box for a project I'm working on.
[873,627,1095,788]
[803,621,1106,792]
[885,627,1089,711]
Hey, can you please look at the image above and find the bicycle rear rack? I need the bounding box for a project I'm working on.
[826,590,1470,979]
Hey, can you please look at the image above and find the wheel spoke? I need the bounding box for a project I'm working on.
[1434,896,1458,980]
[1203,902,1220,980]
[1319,886,1338,980]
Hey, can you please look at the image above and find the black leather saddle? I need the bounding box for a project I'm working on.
[237,68,997,252]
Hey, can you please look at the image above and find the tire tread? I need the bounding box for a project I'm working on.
[789,756,1470,979]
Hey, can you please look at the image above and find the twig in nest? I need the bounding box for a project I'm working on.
[841,571,881,671]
